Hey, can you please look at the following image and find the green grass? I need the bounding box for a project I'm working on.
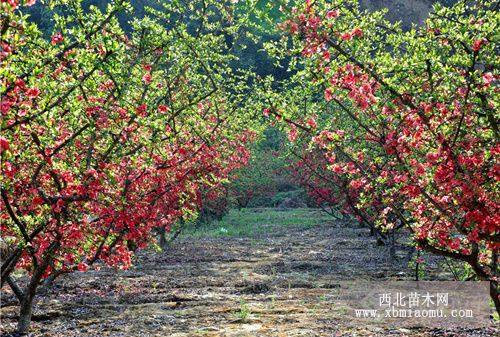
[182,208,333,238]
[233,300,251,321]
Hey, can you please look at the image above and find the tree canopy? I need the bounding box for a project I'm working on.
[0,0,498,333]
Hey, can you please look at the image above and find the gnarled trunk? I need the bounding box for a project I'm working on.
[16,242,59,334]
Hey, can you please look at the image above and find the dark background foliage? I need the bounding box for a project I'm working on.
[25,0,460,79]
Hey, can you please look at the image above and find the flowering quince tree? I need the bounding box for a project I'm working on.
[289,146,392,245]
[262,0,499,312]
[0,0,259,332]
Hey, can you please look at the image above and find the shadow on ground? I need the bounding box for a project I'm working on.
[0,208,496,336]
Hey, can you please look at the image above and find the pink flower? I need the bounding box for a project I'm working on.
[0,137,10,153]
[1,42,12,55]
[136,104,147,116]
[51,32,64,45]
[142,73,152,84]
[457,87,468,97]
[3,161,15,178]
[326,10,339,19]
[288,21,299,34]
[341,32,352,41]
[331,164,342,174]
[26,87,40,98]
[382,106,392,115]
[323,50,331,62]
[306,117,317,129]
[158,105,169,113]
[482,72,494,86]
[472,38,487,52]
[351,27,363,38]
[77,262,88,272]
[349,179,365,190]
[324,88,333,102]
[52,199,65,213]
[5,0,19,9]
[288,127,298,142]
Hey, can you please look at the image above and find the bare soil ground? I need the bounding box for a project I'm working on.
[1,209,497,336]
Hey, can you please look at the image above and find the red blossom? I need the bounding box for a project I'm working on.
[324,88,333,101]
[341,32,352,41]
[26,87,40,98]
[158,104,169,113]
[288,126,298,142]
[77,262,88,272]
[306,117,317,129]
[142,73,152,84]
[326,9,339,19]
[351,27,363,38]
[482,72,495,86]
[0,137,9,153]
[136,104,148,116]
[472,38,487,52]
[51,32,64,45]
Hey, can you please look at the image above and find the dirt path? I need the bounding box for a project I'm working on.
[0,209,496,336]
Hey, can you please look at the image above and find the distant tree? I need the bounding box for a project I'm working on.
[228,127,295,208]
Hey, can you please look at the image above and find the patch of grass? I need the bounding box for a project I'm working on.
[268,294,277,310]
[182,208,333,238]
[492,301,499,322]
[334,305,349,315]
[173,310,188,317]
[233,300,251,321]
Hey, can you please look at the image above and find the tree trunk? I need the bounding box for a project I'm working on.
[17,290,35,335]
[491,282,500,317]
[157,226,168,250]
[17,266,46,334]
[16,241,59,334]
[389,230,396,261]
[415,249,420,281]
